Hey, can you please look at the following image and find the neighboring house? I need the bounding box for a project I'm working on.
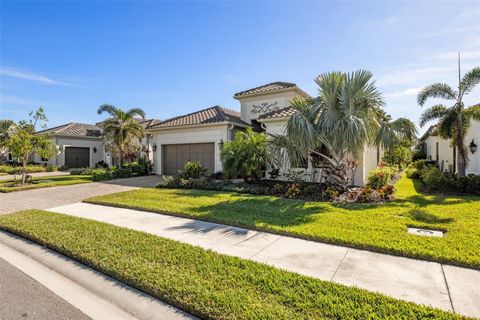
[34,123,110,168]
[146,81,381,185]
[419,120,480,175]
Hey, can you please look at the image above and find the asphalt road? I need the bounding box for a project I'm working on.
[0,257,90,320]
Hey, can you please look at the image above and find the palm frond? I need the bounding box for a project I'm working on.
[97,103,120,116]
[419,104,448,127]
[126,108,146,119]
[460,66,480,96]
[465,104,480,121]
[417,83,457,106]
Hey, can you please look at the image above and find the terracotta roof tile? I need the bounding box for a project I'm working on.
[37,123,102,137]
[258,107,297,120]
[234,82,297,97]
[147,106,248,129]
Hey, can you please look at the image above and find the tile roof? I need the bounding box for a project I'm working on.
[258,107,297,120]
[234,82,297,98]
[37,123,102,137]
[147,106,248,129]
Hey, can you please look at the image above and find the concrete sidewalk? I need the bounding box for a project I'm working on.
[47,202,480,318]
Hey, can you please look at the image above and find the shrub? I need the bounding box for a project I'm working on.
[123,161,144,176]
[220,128,275,182]
[211,171,224,180]
[91,169,113,182]
[0,164,46,174]
[44,164,58,172]
[138,155,153,175]
[420,166,446,191]
[406,168,421,179]
[383,144,412,168]
[285,183,301,198]
[179,161,208,179]
[115,168,132,179]
[412,160,428,171]
[70,169,84,175]
[59,165,69,171]
[368,166,397,189]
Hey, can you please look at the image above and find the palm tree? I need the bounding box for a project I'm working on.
[418,64,480,176]
[97,104,146,166]
[0,119,15,143]
[271,70,417,190]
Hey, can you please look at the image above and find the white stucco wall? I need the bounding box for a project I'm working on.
[237,90,300,124]
[33,136,108,168]
[149,124,230,175]
[423,120,480,174]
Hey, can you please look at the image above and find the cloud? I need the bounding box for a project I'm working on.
[0,67,74,86]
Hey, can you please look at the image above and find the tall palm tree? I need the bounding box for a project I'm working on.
[97,104,146,166]
[418,64,480,176]
[271,70,417,190]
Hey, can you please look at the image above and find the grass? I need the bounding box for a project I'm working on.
[0,175,92,192]
[85,175,480,270]
[0,210,463,320]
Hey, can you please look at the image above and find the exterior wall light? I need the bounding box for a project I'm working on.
[470,139,477,154]
[219,139,224,149]
[93,147,97,153]
[152,144,157,152]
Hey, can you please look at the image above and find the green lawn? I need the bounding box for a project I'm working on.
[0,210,462,320]
[0,175,92,192]
[86,175,480,269]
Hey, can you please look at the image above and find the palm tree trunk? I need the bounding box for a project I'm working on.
[119,149,124,168]
[456,114,467,177]
[323,160,352,190]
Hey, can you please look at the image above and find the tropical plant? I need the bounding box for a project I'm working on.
[220,128,276,182]
[179,161,208,179]
[1,108,56,184]
[0,119,15,162]
[382,140,413,168]
[270,70,417,190]
[418,64,480,177]
[97,104,146,166]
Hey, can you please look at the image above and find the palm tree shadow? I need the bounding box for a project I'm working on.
[405,209,455,224]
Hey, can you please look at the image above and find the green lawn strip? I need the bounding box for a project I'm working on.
[0,210,462,320]
[0,175,92,192]
[85,176,480,270]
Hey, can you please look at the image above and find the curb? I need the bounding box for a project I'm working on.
[0,230,196,320]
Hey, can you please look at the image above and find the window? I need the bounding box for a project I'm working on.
[435,142,439,163]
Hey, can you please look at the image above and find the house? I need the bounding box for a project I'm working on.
[34,118,160,169]
[34,123,110,168]
[146,81,381,185]
[419,120,480,175]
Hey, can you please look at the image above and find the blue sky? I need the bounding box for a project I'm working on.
[1,1,479,134]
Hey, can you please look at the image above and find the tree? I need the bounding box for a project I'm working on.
[220,128,276,182]
[97,104,146,166]
[1,108,56,184]
[0,119,15,162]
[270,70,417,190]
[418,63,480,177]
[383,141,413,168]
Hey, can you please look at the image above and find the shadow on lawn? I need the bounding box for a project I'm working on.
[404,209,455,224]
[171,190,326,228]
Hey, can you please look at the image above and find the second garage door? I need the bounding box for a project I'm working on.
[64,147,90,168]
[163,143,214,175]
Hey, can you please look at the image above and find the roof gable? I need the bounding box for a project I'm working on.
[37,123,102,137]
[146,106,248,129]
[234,82,297,98]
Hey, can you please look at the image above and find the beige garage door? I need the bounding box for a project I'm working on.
[163,143,215,175]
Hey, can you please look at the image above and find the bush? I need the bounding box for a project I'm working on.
[179,161,208,179]
[211,171,224,180]
[70,169,84,175]
[91,169,113,182]
[420,166,446,191]
[406,168,421,179]
[367,166,397,189]
[44,164,58,172]
[383,144,412,169]
[59,165,69,171]
[115,168,132,179]
[0,164,46,174]
[220,128,275,182]
[123,162,144,176]
[412,160,428,171]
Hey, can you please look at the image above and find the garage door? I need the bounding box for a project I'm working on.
[163,143,214,175]
[64,147,90,168]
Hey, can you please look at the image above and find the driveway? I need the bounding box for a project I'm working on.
[0,175,162,215]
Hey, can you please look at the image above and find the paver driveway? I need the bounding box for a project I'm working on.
[0,175,162,215]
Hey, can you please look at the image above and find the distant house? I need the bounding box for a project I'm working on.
[419,120,480,175]
[146,82,381,185]
[34,122,109,168]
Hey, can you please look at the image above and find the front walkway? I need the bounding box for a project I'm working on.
[0,175,162,214]
[48,202,479,318]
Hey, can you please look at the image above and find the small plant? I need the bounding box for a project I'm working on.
[284,183,301,198]
[179,161,208,179]
[368,166,398,189]
[45,164,57,172]
[273,183,286,194]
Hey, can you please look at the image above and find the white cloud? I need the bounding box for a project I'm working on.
[224,74,240,84]
[0,67,73,86]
